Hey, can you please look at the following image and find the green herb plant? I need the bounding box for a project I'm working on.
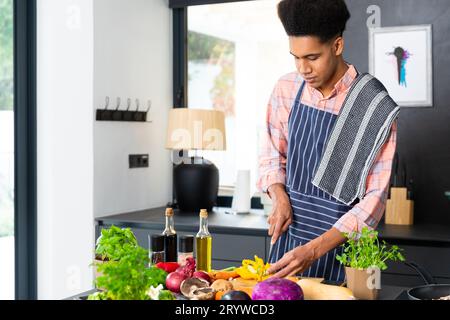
[336,227,405,270]
[95,225,138,261]
[87,291,108,300]
[148,284,176,300]
[89,226,172,300]
[94,245,168,300]
[158,289,175,300]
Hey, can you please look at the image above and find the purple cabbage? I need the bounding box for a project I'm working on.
[252,278,304,300]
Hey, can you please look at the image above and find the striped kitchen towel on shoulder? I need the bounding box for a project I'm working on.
[311,73,400,206]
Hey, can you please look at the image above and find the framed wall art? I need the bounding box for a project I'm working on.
[369,25,433,107]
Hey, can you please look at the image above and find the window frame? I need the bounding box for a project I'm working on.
[14,0,37,299]
[170,0,263,209]
[169,0,252,9]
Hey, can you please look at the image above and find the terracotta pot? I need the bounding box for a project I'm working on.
[345,267,381,300]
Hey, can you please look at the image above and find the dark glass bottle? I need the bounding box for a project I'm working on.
[162,208,177,262]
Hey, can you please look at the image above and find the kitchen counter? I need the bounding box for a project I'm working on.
[96,207,450,286]
[97,207,270,236]
[96,206,450,246]
[65,284,411,300]
[96,207,274,271]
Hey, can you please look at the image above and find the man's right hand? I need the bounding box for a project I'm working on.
[267,184,293,245]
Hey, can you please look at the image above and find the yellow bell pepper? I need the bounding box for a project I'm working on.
[236,255,271,282]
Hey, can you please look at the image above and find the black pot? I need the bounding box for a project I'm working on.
[405,262,450,300]
[173,157,219,212]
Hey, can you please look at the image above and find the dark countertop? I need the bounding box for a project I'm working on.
[65,284,410,300]
[96,207,271,236]
[376,222,450,246]
[97,206,450,245]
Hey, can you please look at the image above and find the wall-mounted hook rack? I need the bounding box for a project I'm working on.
[96,96,153,122]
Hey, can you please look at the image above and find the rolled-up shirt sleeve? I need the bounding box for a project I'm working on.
[333,120,398,234]
[257,83,288,194]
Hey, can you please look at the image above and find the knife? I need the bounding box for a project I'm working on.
[402,161,407,188]
[392,152,399,188]
[408,180,414,200]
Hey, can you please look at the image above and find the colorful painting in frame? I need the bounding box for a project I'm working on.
[369,25,433,107]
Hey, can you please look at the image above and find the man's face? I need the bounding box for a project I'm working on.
[289,35,343,90]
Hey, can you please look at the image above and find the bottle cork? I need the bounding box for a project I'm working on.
[199,209,208,218]
[165,207,174,217]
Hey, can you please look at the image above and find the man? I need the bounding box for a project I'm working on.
[258,0,398,281]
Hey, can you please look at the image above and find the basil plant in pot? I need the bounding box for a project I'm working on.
[336,227,405,300]
[93,225,138,280]
[89,226,174,300]
[89,245,170,300]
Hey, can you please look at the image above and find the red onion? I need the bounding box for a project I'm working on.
[175,257,196,278]
[166,271,188,293]
[192,271,211,284]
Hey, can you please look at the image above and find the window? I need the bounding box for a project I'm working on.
[0,0,15,300]
[187,0,293,196]
[1,0,37,299]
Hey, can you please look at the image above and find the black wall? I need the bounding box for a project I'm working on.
[344,0,450,224]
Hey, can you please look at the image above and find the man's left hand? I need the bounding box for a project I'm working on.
[267,243,317,278]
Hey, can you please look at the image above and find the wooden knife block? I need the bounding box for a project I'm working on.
[385,187,414,225]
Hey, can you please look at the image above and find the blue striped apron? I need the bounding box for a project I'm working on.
[268,81,355,282]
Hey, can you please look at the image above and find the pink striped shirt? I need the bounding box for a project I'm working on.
[257,65,397,234]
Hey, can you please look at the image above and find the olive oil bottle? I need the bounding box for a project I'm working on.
[196,209,212,272]
[162,207,177,262]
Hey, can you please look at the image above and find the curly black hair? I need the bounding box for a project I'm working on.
[277,0,351,42]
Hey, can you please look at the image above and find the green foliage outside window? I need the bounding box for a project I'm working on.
[0,0,14,111]
[188,31,235,117]
[0,0,14,238]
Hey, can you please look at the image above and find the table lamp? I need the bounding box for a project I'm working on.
[166,108,226,212]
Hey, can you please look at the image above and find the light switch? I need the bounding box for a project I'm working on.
[129,154,149,168]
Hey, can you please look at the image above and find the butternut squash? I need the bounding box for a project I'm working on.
[230,278,258,297]
[297,279,355,300]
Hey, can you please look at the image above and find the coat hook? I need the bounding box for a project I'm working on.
[104,96,110,110]
[127,98,131,111]
[135,98,140,112]
[116,97,121,111]
[146,100,152,113]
